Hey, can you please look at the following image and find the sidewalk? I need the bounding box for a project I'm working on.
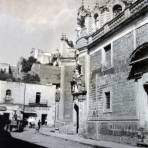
[40,127,143,148]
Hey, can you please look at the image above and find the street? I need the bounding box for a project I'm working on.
[6,129,100,148]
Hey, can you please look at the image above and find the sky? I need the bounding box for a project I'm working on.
[0,0,81,65]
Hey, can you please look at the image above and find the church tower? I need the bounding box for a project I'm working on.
[76,0,135,40]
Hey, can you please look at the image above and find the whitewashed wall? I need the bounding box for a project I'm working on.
[0,80,56,126]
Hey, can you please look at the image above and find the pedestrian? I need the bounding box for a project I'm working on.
[38,120,41,130]
[35,120,41,133]
[45,119,47,126]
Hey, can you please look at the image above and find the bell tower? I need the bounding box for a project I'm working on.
[75,0,135,41]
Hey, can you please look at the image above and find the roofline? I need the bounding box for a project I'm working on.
[0,80,55,87]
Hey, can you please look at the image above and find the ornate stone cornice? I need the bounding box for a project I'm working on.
[76,0,148,51]
[88,0,148,49]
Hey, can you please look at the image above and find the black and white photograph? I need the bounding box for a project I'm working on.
[0,0,148,147]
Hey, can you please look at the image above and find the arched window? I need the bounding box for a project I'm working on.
[128,42,148,79]
[113,4,122,17]
[6,89,11,96]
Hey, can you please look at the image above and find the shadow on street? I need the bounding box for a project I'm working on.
[0,132,46,148]
[0,115,46,148]
[1,134,47,148]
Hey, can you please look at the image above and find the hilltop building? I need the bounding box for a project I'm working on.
[30,48,52,65]
[0,63,10,73]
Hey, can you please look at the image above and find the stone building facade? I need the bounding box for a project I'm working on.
[75,0,148,145]
[76,0,135,40]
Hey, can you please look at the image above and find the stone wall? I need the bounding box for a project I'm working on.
[136,23,148,47]
[78,55,88,135]
[31,63,60,85]
[98,121,138,145]
[88,50,102,121]
[62,66,74,122]
[87,31,139,144]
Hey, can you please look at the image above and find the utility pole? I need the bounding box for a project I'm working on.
[22,83,26,128]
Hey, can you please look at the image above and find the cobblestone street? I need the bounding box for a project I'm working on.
[10,129,97,148]
[2,127,142,148]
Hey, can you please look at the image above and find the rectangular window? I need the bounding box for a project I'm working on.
[36,92,41,104]
[104,44,112,69]
[105,92,110,109]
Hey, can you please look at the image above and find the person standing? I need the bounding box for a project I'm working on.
[38,120,41,130]
[35,120,41,133]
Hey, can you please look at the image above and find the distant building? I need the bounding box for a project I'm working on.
[0,63,10,73]
[0,80,56,126]
[30,48,52,64]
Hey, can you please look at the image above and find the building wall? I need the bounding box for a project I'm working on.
[31,63,60,85]
[77,51,90,134]
[62,66,74,122]
[0,80,56,126]
[57,58,75,126]
[0,81,25,104]
[25,83,55,106]
[84,9,148,144]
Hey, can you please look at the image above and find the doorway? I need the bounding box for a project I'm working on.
[74,104,79,133]
[41,114,47,125]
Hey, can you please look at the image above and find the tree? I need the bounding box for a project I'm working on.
[28,56,37,64]
[21,56,37,73]
[0,73,14,81]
